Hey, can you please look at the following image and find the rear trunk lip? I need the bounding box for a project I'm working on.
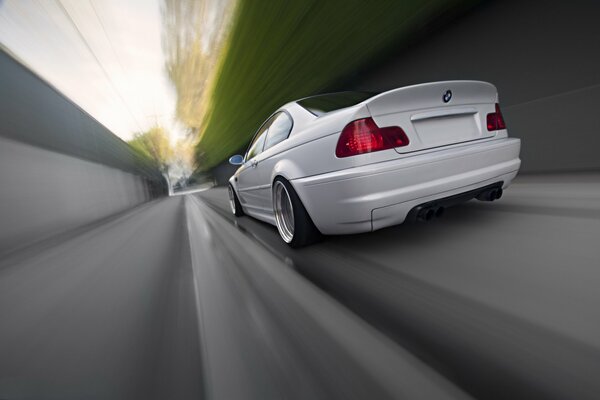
[362,80,498,117]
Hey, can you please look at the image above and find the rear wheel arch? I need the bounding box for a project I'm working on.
[272,176,321,247]
[271,175,316,225]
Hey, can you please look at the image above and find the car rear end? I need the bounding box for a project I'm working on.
[292,81,521,235]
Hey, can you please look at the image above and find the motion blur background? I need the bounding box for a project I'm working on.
[1,1,599,399]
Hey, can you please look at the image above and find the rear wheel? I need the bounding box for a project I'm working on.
[273,178,321,247]
[228,184,244,217]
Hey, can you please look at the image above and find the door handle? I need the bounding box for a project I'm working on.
[251,160,258,168]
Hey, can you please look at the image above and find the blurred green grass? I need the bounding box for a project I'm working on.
[197,0,479,170]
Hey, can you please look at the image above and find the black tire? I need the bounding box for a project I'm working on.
[272,177,321,247]
[228,184,244,217]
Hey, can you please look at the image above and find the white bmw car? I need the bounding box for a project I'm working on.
[228,81,521,247]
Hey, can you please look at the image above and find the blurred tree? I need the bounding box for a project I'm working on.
[163,0,480,171]
[172,137,196,179]
[161,0,235,130]
[128,126,173,173]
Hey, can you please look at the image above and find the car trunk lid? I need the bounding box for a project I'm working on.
[364,81,499,153]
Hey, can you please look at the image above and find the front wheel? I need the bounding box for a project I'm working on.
[272,178,321,247]
[228,184,244,217]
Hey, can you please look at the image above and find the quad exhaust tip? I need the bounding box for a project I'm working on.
[435,206,445,218]
[476,187,503,202]
[415,185,503,222]
[417,206,445,222]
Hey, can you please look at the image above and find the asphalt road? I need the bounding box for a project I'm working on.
[0,198,203,399]
[0,173,599,399]
[198,172,600,400]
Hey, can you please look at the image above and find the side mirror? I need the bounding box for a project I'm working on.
[228,154,244,165]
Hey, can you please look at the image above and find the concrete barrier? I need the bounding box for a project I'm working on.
[0,48,167,255]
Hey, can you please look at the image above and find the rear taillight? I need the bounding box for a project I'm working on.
[486,103,506,131]
[335,117,409,158]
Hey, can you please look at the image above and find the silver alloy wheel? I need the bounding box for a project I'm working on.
[273,181,295,243]
[228,185,236,214]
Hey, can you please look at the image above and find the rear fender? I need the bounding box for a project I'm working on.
[271,159,303,183]
[270,159,324,225]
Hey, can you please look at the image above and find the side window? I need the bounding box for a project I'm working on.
[264,112,293,151]
[245,117,272,160]
[246,131,267,161]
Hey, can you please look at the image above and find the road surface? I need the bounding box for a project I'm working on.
[1,173,599,399]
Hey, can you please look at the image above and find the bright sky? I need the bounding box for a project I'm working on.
[0,0,184,142]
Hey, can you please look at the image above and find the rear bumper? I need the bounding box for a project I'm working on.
[291,138,521,235]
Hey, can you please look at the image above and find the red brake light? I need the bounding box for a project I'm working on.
[487,103,506,131]
[335,117,409,158]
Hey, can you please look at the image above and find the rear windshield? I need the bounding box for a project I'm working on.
[297,91,378,117]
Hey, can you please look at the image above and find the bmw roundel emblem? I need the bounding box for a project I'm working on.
[443,90,452,103]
